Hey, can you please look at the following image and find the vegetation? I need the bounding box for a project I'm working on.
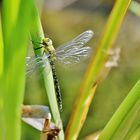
[1,0,140,140]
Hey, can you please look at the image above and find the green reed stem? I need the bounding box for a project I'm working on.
[30,2,64,140]
[2,0,34,140]
[65,0,131,139]
[98,80,140,139]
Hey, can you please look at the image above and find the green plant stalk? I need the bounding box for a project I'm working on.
[0,14,4,140]
[2,0,34,139]
[125,109,140,139]
[98,80,140,140]
[65,0,131,139]
[30,3,64,140]
[0,15,3,76]
[128,126,140,140]
[109,98,140,139]
[2,0,20,43]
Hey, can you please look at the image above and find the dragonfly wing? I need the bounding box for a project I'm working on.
[56,30,94,55]
[56,46,92,65]
[26,56,41,76]
[26,55,51,76]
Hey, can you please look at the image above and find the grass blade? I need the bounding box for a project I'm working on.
[98,80,140,140]
[0,15,3,76]
[30,3,64,140]
[65,0,131,139]
[2,0,20,42]
[0,13,4,140]
[2,0,34,139]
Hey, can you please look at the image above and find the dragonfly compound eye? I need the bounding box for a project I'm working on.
[47,39,52,46]
[43,38,52,46]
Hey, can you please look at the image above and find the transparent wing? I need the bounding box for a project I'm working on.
[56,30,94,54]
[26,30,94,71]
[56,30,94,65]
[56,46,92,65]
[26,55,50,76]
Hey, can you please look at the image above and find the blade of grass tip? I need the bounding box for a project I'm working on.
[2,0,34,140]
[129,1,140,17]
[65,0,131,139]
[30,3,64,140]
[98,80,140,140]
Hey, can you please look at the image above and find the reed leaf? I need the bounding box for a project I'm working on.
[98,80,140,140]
[2,0,34,139]
[65,0,131,139]
[0,13,4,140]
[30,2,64,140]
[0,15,3,76]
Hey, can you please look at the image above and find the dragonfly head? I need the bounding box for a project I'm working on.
[42,38,53,46]
[42,38,56,60]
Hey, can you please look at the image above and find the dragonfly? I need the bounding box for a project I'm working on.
[26,30,94,111]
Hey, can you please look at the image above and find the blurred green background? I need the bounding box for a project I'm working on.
[22,0,140,140]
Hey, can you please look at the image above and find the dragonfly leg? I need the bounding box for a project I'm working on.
[34,46,43,50]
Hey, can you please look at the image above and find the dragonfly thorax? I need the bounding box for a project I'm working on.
[42,38,56,60]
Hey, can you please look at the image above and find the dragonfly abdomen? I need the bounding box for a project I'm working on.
[49,59,62,111]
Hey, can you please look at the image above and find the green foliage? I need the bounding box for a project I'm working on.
[1,1,140,140]
[0,13,4,140]
[65,0,131,139]
[99,80,140,140]
[1,0,65,139]
[1,0,34,139]
[30,3,64,140]
[0,15,3,76]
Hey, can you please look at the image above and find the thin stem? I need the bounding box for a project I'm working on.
[98,80,140,139]
[65,0,131,139]
[30,2,64,140]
